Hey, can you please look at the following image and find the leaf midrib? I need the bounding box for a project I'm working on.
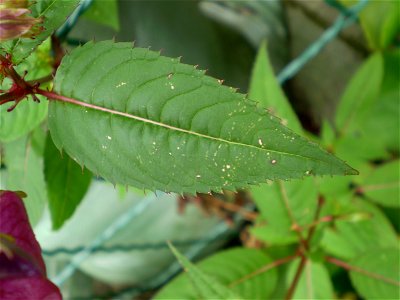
[47,91,330,164]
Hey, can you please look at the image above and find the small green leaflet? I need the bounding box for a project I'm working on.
[350,248,400,299]
[335,53,383,136]
[44,134,92,230]
[320,199,398,259]
[248,41,302,135]
[48,40,356,194]
[3,135,47,226]
[286,259,334,299]
[156,247,278,299]
[163,243,242,299]
[361,160,400,207]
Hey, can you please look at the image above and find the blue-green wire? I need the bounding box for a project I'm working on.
[55,0,94,40]
[277,0,369,84]
[51,194,157,286]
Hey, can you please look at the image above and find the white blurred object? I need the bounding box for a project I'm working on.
[35,180,228,285]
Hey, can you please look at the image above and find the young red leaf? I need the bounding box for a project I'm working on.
[0,190,62,300]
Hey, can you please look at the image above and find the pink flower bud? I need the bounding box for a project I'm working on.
[0,0,42,41]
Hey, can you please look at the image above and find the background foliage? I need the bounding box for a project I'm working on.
[0,0,399,299]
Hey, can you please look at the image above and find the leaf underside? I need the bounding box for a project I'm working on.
[49,40,356,194]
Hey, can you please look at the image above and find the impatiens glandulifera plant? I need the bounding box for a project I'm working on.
[1,1,398,299]
[0,1,356,229]
[0,190,61,300]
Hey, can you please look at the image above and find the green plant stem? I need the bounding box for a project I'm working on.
[278,181,307,250]
[285,255,308,300]
[228,254,298,287]
[325,256,400,286]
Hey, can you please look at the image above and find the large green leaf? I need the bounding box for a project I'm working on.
[320,198,398,260]
[158,244,242,300]
[82,0,120,31]
[335,53,384,137]
[156,247,277,299]
[3,135,47,225]
[361,160,400,208]
[248,41,301,135]
[286,259,334,299]
[1,0,79,64]
[44,133,92,230]
[350,248,400,299]
[48,40,355,194]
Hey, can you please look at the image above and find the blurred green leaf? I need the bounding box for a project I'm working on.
[250,225,297,246]
[342,0,400,50]
[251,178,318,245]
[350,248,400,299]
[157,244,242,299]
[361,160,400,208]
[0,96,48,143]
[286,259,334,299]
[320,120,335,149]
[3,135,47,225]
[317,176,352,201]
[248,41,302,135]
[156,247,278,300]
[82,0,119,31]
[361,90,400,154]
[44,134,92,230]
[320,198,398,259]
[361,50,400,153]
[335,53,383,137]
[335,135,388,163]
[1,0,80,64]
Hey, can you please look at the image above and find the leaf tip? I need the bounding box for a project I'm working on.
[344,167,359,176]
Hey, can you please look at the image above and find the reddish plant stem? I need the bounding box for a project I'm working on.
[229,254,298,287]
[325,256,400,286]
[278,181,308,251]
[305,196,325,248]
[0,54,28,89]
[285,255,308,300]
[284,196,326,300]
[204,195,258,222]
